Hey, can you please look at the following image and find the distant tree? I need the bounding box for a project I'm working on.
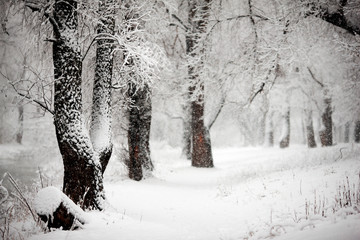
[355,121,360,143]
[305,109,317,148]
[279,107,290,148]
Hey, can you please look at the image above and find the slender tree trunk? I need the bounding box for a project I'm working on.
[187,0,214,168]
[305,110,316,148]
[280,108,290,148]
[16,105,23,144]
[90,0,116,175]
[355,120,360,143]
[344,122,350,143]
[52,0,104,210]
[128,84,153,181]
[319,97,333,146]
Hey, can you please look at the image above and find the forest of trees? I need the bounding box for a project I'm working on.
[0,0,359,228]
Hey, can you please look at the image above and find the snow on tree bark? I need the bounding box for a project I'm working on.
[90,0,116,174]
[182,100,192,161]
[187,0,214,168]
[52,0,104,210]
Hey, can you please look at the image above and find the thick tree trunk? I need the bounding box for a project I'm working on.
[319,97,333,147]
[355,120,360,143]
[128,84,153,181]
[187,0,214,168]
[191,94,214,168]
[305,110,316,148]
[280,108,290,148]
[52,0,104,210]
[90,0,116,174]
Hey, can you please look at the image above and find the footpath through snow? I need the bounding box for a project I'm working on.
[28,143,360,240]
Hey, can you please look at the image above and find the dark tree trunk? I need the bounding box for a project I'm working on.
[280,109,290,148]
[128,84,153,181]
[355,120,360,143]
[191,94,214,168]
[16,105,23,144]
[344,122,350,143]
[90,0,116,174]
[187,0,214,168]
[305,110,316,148]
[268,131,274,147]
[52,0,104,210]
[319,97,333,147]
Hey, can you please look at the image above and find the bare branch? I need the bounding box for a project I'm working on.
[0,71,54,115]
[207,94,225,130]
[307,67,324,88]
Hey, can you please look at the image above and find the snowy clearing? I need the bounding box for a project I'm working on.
[26,143,360,240]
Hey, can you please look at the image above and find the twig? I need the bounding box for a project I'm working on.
[335,147,347,161]
[38,167,44,188]
[6,173,37,222]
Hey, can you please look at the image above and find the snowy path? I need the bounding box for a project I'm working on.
[29,144,360,240]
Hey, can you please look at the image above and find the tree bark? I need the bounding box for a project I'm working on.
[90,0,116,175]
[355,120,360,143]
[319,97,333,147]
[52,0,104,210]
[128,84,153,181]
[305,110,316,148]
[280,108,290,148]
[187,0,214,168]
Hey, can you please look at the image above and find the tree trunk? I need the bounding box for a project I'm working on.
[355,120,360,143]
[128,84,153,181]
[305,110,316,148]
[16,105,23,144]
[319,97,332,146]
[191,94,214,168]
[280,108,290,148]
[187,0,214,168]
[90,0,116,175]
[52,0,104,210]
[344,122,350,143]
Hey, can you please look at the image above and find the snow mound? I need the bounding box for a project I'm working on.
[34,186,89,224]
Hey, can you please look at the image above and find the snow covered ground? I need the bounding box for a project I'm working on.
[4,143,360,240]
